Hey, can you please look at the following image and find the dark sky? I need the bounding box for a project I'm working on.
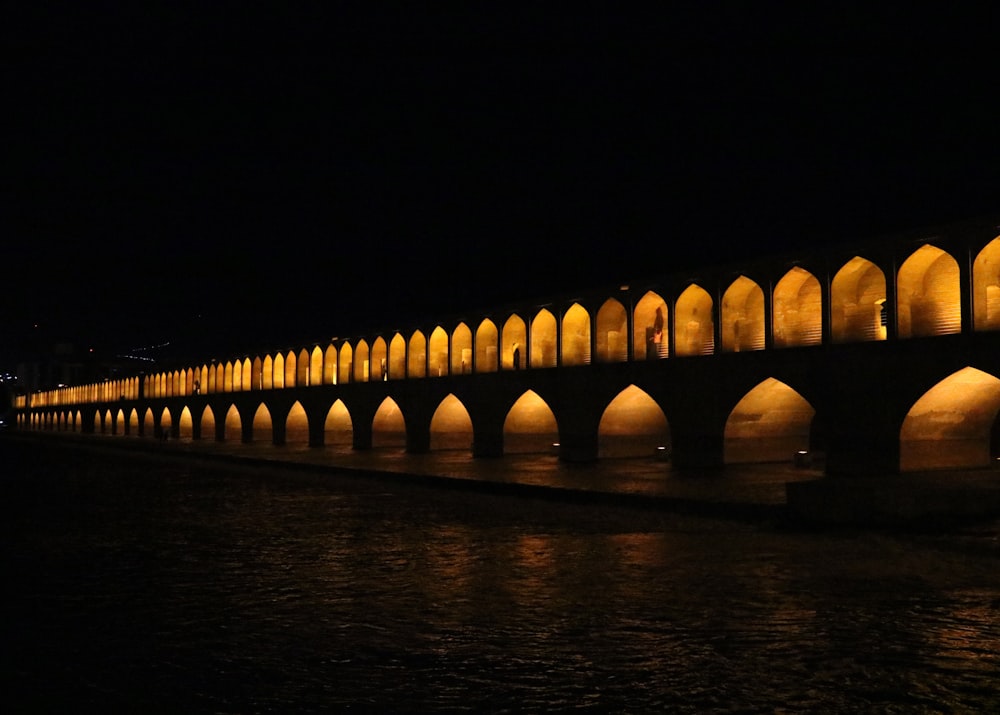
[4,5,999,365]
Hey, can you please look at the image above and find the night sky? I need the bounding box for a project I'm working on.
[5,5,998,368]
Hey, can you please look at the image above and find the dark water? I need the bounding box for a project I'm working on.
[3,437,999,713]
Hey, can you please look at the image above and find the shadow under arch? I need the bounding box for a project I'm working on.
[598,385,671,459]
[286,400,309,445]
[324,399,354,447]
[503,390,558,454]
[725,378,815,464]
[900,366,1000,471]
[373,396,406,449]
[430,393,474,451]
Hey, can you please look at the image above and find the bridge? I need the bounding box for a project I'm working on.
[14,215,1000,483]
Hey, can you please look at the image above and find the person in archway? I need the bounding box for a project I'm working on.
[512,342,521,370]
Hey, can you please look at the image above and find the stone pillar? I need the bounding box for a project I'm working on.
[558,430,598,463]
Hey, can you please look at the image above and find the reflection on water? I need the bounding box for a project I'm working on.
[2,438,999,712]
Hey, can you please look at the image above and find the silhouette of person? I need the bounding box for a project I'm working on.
[512,342,521,370]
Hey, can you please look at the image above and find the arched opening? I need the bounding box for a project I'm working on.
[273,353,286,389]
[372,397,406,449]
[223,362,234,393]
[251,358,262,390]
[232,360,243,393]
[408,331,426,378]
[224,404,241,441]
[429,394,474,451]
[201,405,216,441]
[724,378,815,463]
[531,308,558,368]
[503,390,559,454]
[475,319,499,373]
[129,408,139,436]
[721,275,765,353]
[297,349,309,386]
[634,290,669,360]
[286,401,309,445]
[388,334,406,380]
[773,267,822,347]
[897,244,961,338]
[339,342,353,384]
[429,326,449,377]
[598,385,670,458]
[252,403,272,443]
[595,298,627,362]
[323,345,337,385]
[160,407,173,437]
[324,399,353,447]
[143,408,154,436]
[310,346,324,386]
[451,323,472,375]
[831,256,887,343]
[178,406,193,440]
[371,337,388,381]
[354,340,370,383]
[973,236,1000,331]
[284,351,296,388]
[900,367,1000,471]
[675,284,714,356]
[114,409,125,435]
[262,356,274,389]
[502,315,527,370]
[561,303,590,366]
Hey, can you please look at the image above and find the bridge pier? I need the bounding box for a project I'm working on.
[558,431,598,462]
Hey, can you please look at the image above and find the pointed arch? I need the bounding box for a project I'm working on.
[675,284,714,356]
[251,357,263,390]
[239,358,251,391]
[773,267,822,347]
[595,298,627,363]
[372,397,406,448]
[371,336,388,381]
[451,323,472,375]
[503,390,559,454]
[324,399,353,446]
[353,339,370,383]
[143,407,154,436]
[310,347,324,386]
[201,405,216,441]
[429,326,449,377]
[224,404,241,442]
[502,314,527,370]
[284,351,296,387]
[831,256,887,343]
[286,401,309,445]
[177,406,193,439]
[560,303,590,366]
[262,355,274,389]
[634,290,669,360]
[128,408,139,436]
[408,331,426,378]
[324,344,338,384]
[160,407,173,436]
[898,244,961,338]
[388,333,406,380]
[475,318,499,373]
[598,385,670,458]
[295,349,308,386]
[271,353,284,388]
[338,342,353,384]
[725,378,815,463]
[721,276,765,353]
[973,236,1000,331]
[900,367,1000,470]
[223,361,234,392]
[430,393,474,451]
[252,403,272,443]
[531,308,558,368]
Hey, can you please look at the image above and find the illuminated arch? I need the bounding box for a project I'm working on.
[900,367,1000,471]
[502,314,527,370]
[595,298,627,363]
[675,284,714,356]
[208,365,219,393]
[324,399,353,446]
[272,353,285,388]
[429,394,474,451]
[353,340,370,383]
[201,405,216,440]
[429,326,449,377]
[973,236,1000,331]
[451,323,472,375]
[632,291,670,360]
[503,390,558,454]
[251,358,262,390]
[773,267,822,347]
[239,359,251,392]
[531,308,557,368]
[224,404,241,441]
[252,403,272,443]
[297,349,309,386]
[223,361,234,393]
[115,409,126,435]
[338,342,353,384]
[179,406,193,439]
[262,355,274,389]
[286,401,309,445]
[721,276,765,353]
[831,256,886,343]
[311,346,324,386]
[724,378,815,463]
[160,407,173,436]
[372,397,406,448]
[284,350,296,387]
[388,334,406,380]
[324,344,337,384]
[143,407,154,436]
[560,303,590,366]
[897,244,961,338]
[371,336,388,381]
[408,331,426,378]
[231,361,243,392]
[475,319,499,373]
[598,385,670,458]
[128,408,139,435]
